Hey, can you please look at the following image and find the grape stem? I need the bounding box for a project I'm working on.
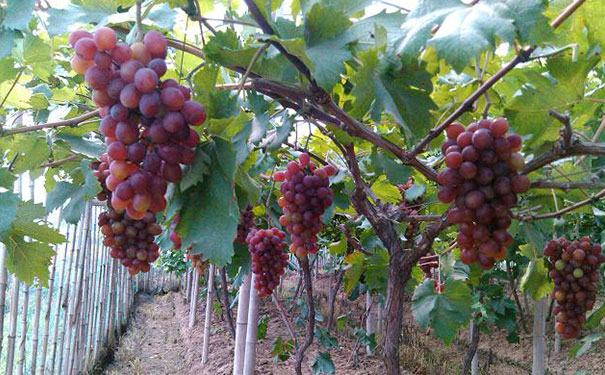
[135,0,143,42]
[40,154,78,168]
[271,294,298,349]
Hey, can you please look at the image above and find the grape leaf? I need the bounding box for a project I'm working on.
[180,145,212,191]
[370,149,412,185]
[4,236,55,286]
[311,351,335,375]
[45,160,100,224]
[519,259,553,301]
[46,0,123,35]
[412,278,472,344]
[569,333,602,359]
[585,303,605,330]
[394,0,550,71]
[4,0,35,31]
[177,138,239,267]
[0,192,20,239]
[0,29,19,58]
[0,57,18,84]
[0,133,48,174]
[349,48,436,138]
[0,168,16,189]
[343,251,364,294]
[364,249,388,294]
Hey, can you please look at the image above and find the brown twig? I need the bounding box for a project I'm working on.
[519,188,605,221]
[530,180,605,190]
[1,110,100,136]
[272,294,299,349]
[0,71,24,129]
[40,154,78,168]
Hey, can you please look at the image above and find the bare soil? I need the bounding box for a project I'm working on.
[101,273,605,375]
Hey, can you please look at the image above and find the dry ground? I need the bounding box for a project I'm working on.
[101,273,605,375]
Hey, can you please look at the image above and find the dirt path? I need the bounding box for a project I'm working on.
[103,293,186,375]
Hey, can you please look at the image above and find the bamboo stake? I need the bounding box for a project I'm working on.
[29,181,43,375]
[188,269,200,328]
[184,268,191,304]
[17,179,34,375]
[242,274,259,375]
[0,243,8,362]
[106,259,118,347]
[532,298,547,375]
[51,222,78,375]
[84,214,100,368]
[6,275,21,375]
[233,271,252,375]
[93,243,110,363]
[39,211,66,375]
[201,264,215,365]
[365,291,375,355]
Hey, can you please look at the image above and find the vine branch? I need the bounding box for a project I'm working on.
[1,110,100,137]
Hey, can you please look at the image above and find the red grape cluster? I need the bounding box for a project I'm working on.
[93,155,162,275]
[236,205,255,244]
[273,154,336,258]
[185,252,207,274]
[168,215,182,249]
[98,208,162,275]
[69,27,206,221]
[437,119,530,269]
[545,237,604,339]
[246,228,288,297]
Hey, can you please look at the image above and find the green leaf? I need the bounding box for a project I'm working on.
[46,0,122,36]
[370,149,412,186]
[11,220,66,245]
[585,303,605,330]
[328,234,346,256]
[0,168,16,189]
[55,133,105,159]
[519,259,553,301]
[405,184,425,201]
[0,29,19,58]
[304,3,352,90]
[177,138,240,267]
[4,0,35,31]
[343,252,364,294]
[4,236,55,286]
[180,145,212,191]
[311,351,335,375]
[569,333,601,358]
[370,175,400,204]
[271,336,294,362]
[261,114,294,150]
[395,0,549,71]
[315,326,339,350]
[350,48,436,137]
[257,314,269,340]
[0,192,20,239]
[364,249,388,294]
[45,160,100,224]
[0,57,18,84]
[412,278,472,344]
[17,34,54,80]
[0,133,49,174]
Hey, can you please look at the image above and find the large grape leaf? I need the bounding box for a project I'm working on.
[4,0,35,31]
[364,249,388,294]
[4,237,55,286]
[0,192,20,239]
[0,133,49,174]
[46,0,125,35]
[14,34,54,81]
[177,138,240,267]
[349,48,436,137]
[343,251,364,294]
[303,3,352,90]
[394,0,550,71]
[0,29,19,58]
[412,278,472,344]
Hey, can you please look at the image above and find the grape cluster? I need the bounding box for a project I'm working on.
[98,208,162,275]
[185,252,207,274]
[69,27,206,221]
[437,118,530,269]
[273,154,336,258]
[247,228,288,297]
[236,205,255,244]
[93,155,162,275]
[545,237,604,339]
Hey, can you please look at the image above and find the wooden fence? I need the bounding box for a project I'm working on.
[0,201,173,375]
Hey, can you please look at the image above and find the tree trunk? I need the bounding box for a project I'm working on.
[201,264,215,365]
[326,270,344,333]
[233,271,251,375]
[243,274,260,375]
[460,319,480,375]
[532,298,546,375]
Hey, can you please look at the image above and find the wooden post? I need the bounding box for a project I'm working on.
[38,210,65,375]
[243,274,260,375]
[6,275,21,375]
[201,264,215,364]
[106,259,118,347]
[30,280,43,375]
[532,298,546,375]
[232,271,251,375]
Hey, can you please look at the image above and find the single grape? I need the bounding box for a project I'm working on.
[181,100,206,126]
[120,83,142,109]
[112,43,133,64]
[69,29,93,47]
[134,68,159,93]
[75,38,97,60]
[143,30,168,58]
[93,27,117,51]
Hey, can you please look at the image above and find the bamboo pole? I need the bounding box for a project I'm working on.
[233,271,252,375]
[38,211,66,375]
[51,222,78,375]
[188,269,200,328]
[6,275,21,375]
[184,268,191,304]
[16,285,29,375]
[74,228,92,374]
[532,298,546,375]
[201,264,215,364]
[242,274,260,375]
[106,259,118,347]
[29,181,43,375]
[0,243,8,361]
[365,291,375,355]
[84,214,100,369]
[93,243,110,363]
